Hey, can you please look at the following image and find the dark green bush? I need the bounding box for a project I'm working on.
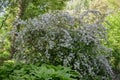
[0,61,79,80]
[13,11,113,79]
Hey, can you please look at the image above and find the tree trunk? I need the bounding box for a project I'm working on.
[10,0,27,59]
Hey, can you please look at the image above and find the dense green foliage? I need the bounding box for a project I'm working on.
[0,61,79,80]
[23,0,69,19]
[5,0,68,20]
[105,11,120,78]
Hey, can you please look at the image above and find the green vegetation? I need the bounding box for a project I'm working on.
[105,11,120,78]
[0,61,79,80]
[0,0,120,80]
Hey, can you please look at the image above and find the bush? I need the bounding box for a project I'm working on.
[0,61,79,80]
[13,11,113,79]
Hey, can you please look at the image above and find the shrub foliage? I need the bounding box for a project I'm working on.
[11,11,114,79]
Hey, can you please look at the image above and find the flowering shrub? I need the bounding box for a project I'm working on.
[13,11,113,79]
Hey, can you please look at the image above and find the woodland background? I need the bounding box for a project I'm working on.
[0,0,120,80]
